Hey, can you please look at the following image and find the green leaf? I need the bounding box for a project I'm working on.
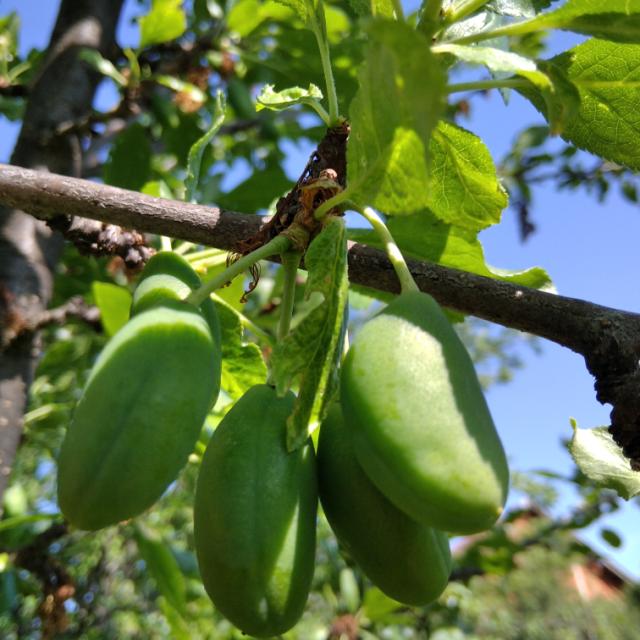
[217,162,291,213]
[91,282,132,337]
[214,299,267,400]
[349,210,552,289]
[159,598,191,639]
[600,528,622,548]
[435,43,540,75]
[535,0,640,43]
[339,568,360,613]
[78,49,127,86]
[519,39,640,170]
[134,528,187,616]
[139,0,187,48]
[529,60,581,135]
[347,0,395,17]
[438,43,580,134]
[569,421,640,500]
[184,91,226,202]
[347,19,446,215]
[488,0,537,18]
[0,513,61,533]
[141,180,173,199]
[361,586,402,621]
[428,121,507,231]
[256,83,323,111]
[271,217,349,450]
[272,0,310,22]
[467,0,640,44]
[226,0,294,37]
[103,123,152,191]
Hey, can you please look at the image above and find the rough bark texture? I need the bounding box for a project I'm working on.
[0,0,125,501]
[1,163,640,464]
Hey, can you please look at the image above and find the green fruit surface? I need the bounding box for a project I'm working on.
[58,302,219,530]
[341,291,509,534]
[318,404,451,606]
[194,385,317,638]
[131,251,221,344]
[131,251,221,406]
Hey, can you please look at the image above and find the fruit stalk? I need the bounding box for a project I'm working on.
[354,204,419,294]
[187,234,291,307]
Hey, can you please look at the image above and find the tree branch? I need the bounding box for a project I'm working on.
[0,0,125,505]
[0,163,639,465]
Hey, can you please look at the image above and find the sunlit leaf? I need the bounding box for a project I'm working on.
[92,282,132,337]
[347,19,446,214]
[139,0,187,48]
[519,39,640,169]
[569,421,640,500]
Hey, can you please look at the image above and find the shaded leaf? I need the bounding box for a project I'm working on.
[103,123,152,191]
[217,162,290,213]
[214,299,267,399]
[271,218,349,449]
[600,528,622,548]
[569,421,640,500]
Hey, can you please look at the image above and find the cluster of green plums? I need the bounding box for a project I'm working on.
[57,250,509,638]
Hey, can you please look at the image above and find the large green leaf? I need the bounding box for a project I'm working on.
[428,122,508,231]
[527,0,640,43]
[350,210,552,289]
[437,43,580,133]
[459,0,640,44]
[519,39,640,170]
[346,19,446,215]
[271,217,349,450]
[139,0,187,48]
[569,422,640,500]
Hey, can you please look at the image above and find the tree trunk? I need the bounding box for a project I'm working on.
[0,0,125,503]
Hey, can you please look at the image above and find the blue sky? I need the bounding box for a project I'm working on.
[2,0,639,577]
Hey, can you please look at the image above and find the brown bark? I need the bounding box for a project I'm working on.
[1,163,639,463]
[0,0,125,503]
